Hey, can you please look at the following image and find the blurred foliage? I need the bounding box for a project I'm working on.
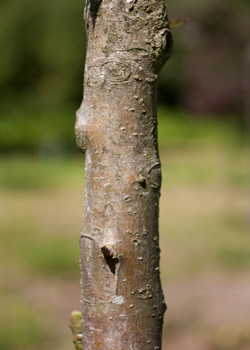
[0,0,85,108]
[0,0,250,151]
[161,0,250,114]
[0,105,245,153]
[0,105,76,153]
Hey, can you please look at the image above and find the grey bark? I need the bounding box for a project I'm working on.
[75,0,172,349]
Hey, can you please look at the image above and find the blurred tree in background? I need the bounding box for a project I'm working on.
[0,0,249,153]
[161,0,250,115]
[0,0,85,108]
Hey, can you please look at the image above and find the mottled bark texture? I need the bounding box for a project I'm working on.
[75,0,172,349]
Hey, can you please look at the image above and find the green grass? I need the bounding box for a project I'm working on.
[0,289,55,350]
[0,155,83,190]
[0,110,248,350]
[210,327,250,350]
[1,223,80,277]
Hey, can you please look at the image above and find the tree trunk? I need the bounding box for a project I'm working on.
[75,0,172,349]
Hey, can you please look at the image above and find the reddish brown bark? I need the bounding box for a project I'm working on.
[75,1,172,349]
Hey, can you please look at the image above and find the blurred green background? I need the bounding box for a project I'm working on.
[0,0,249,349]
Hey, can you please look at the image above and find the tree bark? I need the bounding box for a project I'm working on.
[75,1,172,349]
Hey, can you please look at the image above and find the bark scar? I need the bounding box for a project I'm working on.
[101,244,120,275]
[85,0,102,28]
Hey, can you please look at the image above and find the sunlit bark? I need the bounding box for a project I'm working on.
[75,1,172,349]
